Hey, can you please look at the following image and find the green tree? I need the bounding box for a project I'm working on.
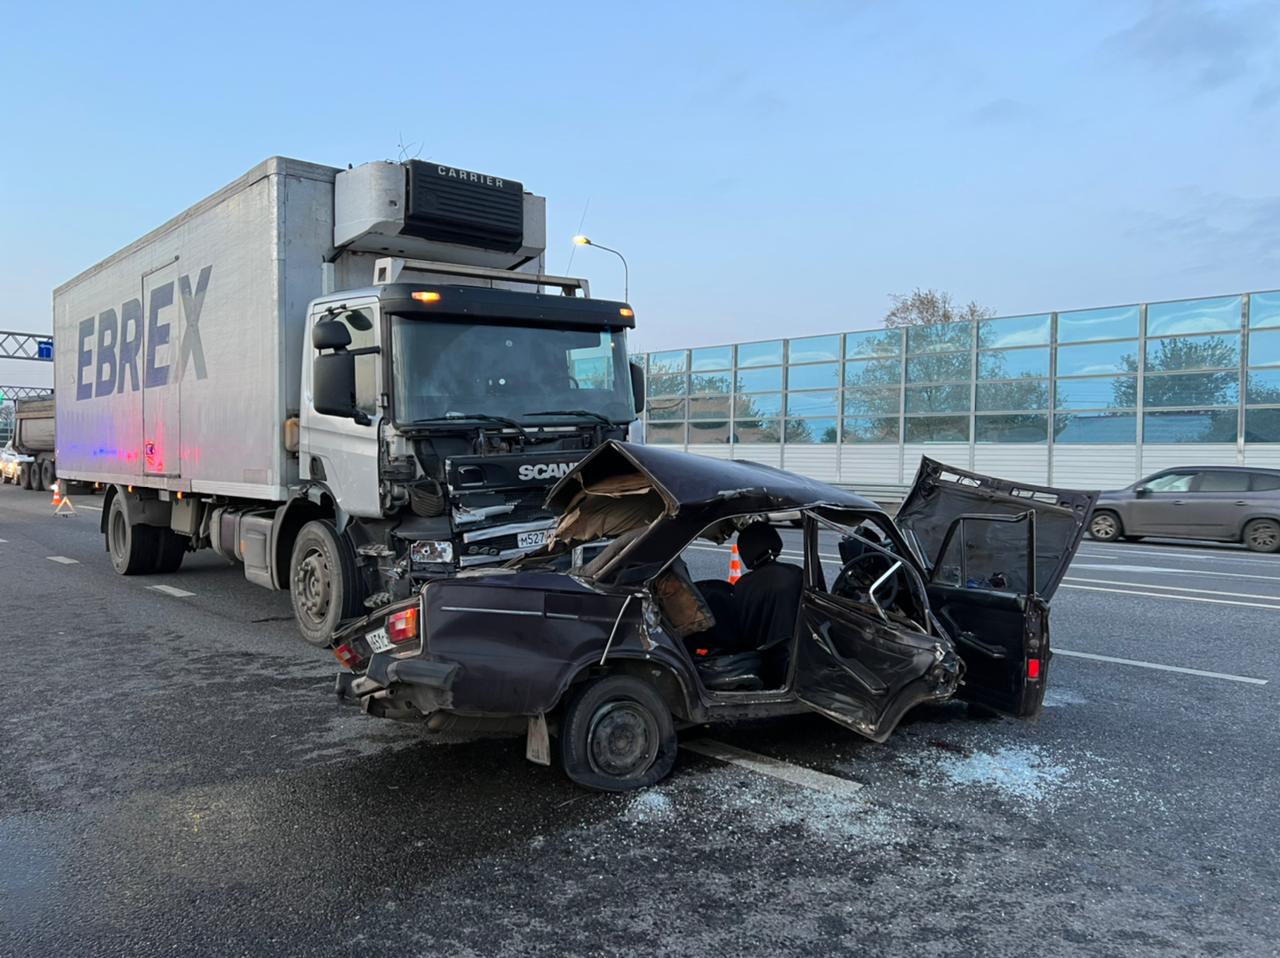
[1111,336,1238,408]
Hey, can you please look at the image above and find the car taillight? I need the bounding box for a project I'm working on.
[1027,658,1041,680]
[334,643,360,669]
[387,607,419,644]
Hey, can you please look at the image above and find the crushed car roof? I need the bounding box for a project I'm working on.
[543,442,882,581]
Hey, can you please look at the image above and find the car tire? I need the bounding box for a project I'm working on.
[558,675,677,792]
[289,520,364,648]
[19,462,32,490]
[107,494,160,575]
[40,459,55,490]
[152,529,188,573]
[1242,519,1280,554]
[1088,510,1122,542]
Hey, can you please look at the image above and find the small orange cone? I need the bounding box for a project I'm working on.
[728,543,742,584]
[50,481,61,509]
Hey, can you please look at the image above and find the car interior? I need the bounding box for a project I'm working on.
[654,512,932,694]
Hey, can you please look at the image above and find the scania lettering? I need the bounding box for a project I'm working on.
[518,462,575,481]
[53,157,643,646]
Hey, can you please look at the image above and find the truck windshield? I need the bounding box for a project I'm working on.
[391,318,635,425]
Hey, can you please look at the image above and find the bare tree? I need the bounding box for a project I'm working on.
[884,288,995,328]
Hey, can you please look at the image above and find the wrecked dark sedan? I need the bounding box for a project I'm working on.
[333,442,1098,791]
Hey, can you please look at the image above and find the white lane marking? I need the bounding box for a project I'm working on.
[1064,576,1280,602]
[1060,582,1280,610]
[149,584,196,598]
[1055,649,1268,686]
[77,503,102,512]
[1079,546,1274,565]
[0,538,6,543]
[681,739,864,798]
[1070,562,1280,583]
[46,555,79,565]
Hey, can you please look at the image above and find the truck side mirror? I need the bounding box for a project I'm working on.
[312,320,361,420]
[630,361,646,414]
[313,320,352,351]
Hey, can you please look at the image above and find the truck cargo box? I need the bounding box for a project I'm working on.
[14,397,55,453]
[53,158,338,498]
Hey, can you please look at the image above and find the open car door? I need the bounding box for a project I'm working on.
[895,459,1099,718]
[792,517,963,742]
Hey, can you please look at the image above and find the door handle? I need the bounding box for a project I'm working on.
[1234,500,1247,506]
[1173,500,1186,505]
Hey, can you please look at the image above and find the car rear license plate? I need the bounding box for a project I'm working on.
[517,529,552,549]
[366,626,393,654]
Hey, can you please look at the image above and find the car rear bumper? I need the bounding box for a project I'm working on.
[335,653,459,719]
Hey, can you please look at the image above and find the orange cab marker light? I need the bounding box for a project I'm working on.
[619,307,634,318]
[412,291,442,304]
[1027,658,1041,680]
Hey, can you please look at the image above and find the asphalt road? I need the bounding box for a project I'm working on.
[2,482,1278,957]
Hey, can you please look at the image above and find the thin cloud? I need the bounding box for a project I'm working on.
[1125,187,1280,274]
[1103,0,1279,104]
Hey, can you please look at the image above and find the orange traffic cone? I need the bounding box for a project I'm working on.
[50,481,61,509]
[728,543,742,584]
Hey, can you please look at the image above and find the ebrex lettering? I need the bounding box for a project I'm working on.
[76,266,210,400]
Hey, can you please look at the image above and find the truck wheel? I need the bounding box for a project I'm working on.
[31,463,45,492]
[19,462,32,490]
[1243,519,1280,554]
[107,495,159,575]
[289,520,363,648]
[1087,510,1122,542]
[153,529,188,573]
[558,676,677,792]
[41,459,55,490]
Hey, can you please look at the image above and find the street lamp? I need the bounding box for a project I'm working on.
[572,235,629,302]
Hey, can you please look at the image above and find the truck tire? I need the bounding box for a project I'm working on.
[153,529,188,573]
[19,462,32,490]
[106,495,159,575]
[558,675,677,792]
[289,520,363,648]
[31,463,45,492]
[41,458,55,490]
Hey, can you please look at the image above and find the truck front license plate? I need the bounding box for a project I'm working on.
[366,627,393,654]
[517,529,552,549]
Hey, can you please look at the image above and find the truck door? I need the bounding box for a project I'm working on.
[300,302,382,518]
[142,262,182,476]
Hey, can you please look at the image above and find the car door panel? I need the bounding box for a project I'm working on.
[928,584,1049,717]
[793,590,959,743]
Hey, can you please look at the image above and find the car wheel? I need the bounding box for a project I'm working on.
[558,675,677,792]
[1243,519,1280,554]
[289,520,363,648]
[107,494,160,575]
[1088,510,1122,542]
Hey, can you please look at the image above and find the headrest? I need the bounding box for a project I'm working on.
[737,522,783,570]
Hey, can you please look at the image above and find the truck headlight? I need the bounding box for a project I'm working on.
[410,540,454,564]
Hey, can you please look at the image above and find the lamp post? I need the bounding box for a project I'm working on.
[572,235,629,302]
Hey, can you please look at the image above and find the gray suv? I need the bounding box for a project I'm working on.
[1088,467,1280,553]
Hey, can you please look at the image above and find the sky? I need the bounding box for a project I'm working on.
[2,0,1278,390]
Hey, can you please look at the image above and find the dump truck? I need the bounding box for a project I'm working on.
[13,395,56,490]
[53,157,643,645]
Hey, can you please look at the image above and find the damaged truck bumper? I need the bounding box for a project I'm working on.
[335,654,458,720]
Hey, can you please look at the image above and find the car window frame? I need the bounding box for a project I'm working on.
[1142,471,1195,493]
[1249,472,1280,492]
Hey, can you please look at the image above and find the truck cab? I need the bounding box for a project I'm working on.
[292,274,641,642]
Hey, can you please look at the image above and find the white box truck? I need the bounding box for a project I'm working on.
[53,157,643,645]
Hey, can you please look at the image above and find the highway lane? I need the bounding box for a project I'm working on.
[2,482,1279,956]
